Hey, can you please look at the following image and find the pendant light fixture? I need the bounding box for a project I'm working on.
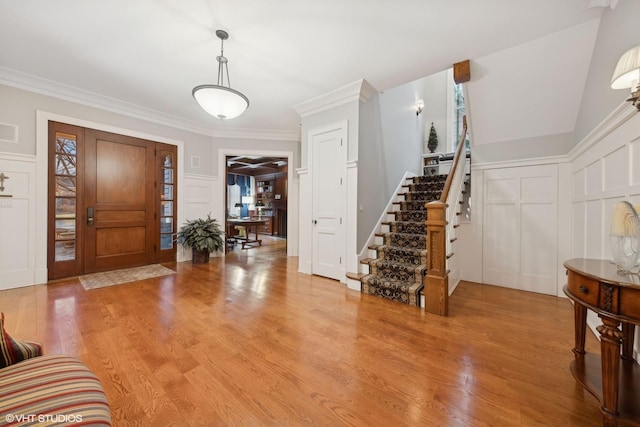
[193,30,249,120]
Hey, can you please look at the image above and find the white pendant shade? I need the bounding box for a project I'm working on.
[193,85,249,120]
[611,45,640,89]
[193,29,249,120]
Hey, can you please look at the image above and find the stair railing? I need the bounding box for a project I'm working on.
[424,116,468,316]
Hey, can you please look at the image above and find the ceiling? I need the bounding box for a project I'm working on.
[0,1,604,140]
[227,155,287,176]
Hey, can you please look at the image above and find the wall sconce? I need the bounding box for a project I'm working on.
[611,45,640,111]
[415,99,424,116]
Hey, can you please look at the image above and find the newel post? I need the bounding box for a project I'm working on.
[425,200,448,316]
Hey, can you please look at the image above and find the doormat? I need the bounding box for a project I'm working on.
[79,264,175,290]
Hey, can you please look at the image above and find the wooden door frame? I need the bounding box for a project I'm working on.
[35,111,185,283]
[217,148,296,257]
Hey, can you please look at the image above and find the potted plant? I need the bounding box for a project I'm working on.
[176,214,225,264]
[427,122,439,153]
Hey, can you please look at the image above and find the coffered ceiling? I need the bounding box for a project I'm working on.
[0,1,603,139]
[226,156,287,176]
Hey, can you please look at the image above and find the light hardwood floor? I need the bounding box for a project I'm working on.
[0,237,625,426]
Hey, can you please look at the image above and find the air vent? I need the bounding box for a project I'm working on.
[0,122,18,144]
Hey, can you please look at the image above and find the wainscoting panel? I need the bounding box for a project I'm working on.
[584,199,603,259]
[569,105,640,353]
[572,169,585,198]
[585,160,602,195]
[0,154,36,289]
[181,173,218,261]
[631,136,640,186]
[571,111,640,260]
[482,164,558,295]
[603,146,627,191]
[571,201,585,260]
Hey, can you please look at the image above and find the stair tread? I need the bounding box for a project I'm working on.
[381,245,426,252]
[363,175,451,307]
[362,275,423,289]
[346,272,365,281]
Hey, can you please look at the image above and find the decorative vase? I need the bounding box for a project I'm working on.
[192,249,210,264]
[610,201,640,272]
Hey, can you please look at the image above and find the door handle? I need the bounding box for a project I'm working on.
[87,206,94,226]
[313,219,317,225]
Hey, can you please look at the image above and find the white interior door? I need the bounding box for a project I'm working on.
[483,164,558,295]
[311,125,346,280]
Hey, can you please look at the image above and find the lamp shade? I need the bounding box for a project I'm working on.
[610,201,640,272]
[193,30,249,120]
[255,200,265,207]
[611,46,640,89]
[234,202,243,207]
[193,85,249,120]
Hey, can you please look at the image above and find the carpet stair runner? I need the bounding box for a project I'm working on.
[360,174,448,306]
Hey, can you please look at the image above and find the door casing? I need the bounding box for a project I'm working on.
[47,120,178,279]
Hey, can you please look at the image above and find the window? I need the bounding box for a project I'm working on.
[452,83,469,151]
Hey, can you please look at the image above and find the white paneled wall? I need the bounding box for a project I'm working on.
[482,164,558,295]
[180,173,219,261]
[571,108,640,260]
[570,105,640,355]
[0,154,36,289]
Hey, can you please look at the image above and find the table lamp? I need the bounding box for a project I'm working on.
[610,201,640,273]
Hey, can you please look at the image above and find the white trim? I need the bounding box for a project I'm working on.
[471,101,636,172]
[292,79,377,118]
[216,148,297,257]
[0,151,35,162]
[0,66,299,142]
[471,154,569,171]
[446,69,455,153]
[568,101,637,161]
[35,110,186,282]
[183,172,217,181]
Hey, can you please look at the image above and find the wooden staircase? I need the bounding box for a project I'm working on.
[357,174,447,306]
[348,116,469,315]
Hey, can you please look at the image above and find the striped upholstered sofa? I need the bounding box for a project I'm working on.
[0,313,111,426]
[0,355,112,426]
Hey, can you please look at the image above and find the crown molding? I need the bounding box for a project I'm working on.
[587,0,618,9]
[0,66,300,142]
[292,79,378,118]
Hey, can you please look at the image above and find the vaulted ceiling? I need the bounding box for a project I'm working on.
[0,1,604,140]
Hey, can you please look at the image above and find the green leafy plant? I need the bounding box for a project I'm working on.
[176,214,224,253]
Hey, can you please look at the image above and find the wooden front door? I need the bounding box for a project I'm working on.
[47,122,177,280]
[83,129,156,273]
